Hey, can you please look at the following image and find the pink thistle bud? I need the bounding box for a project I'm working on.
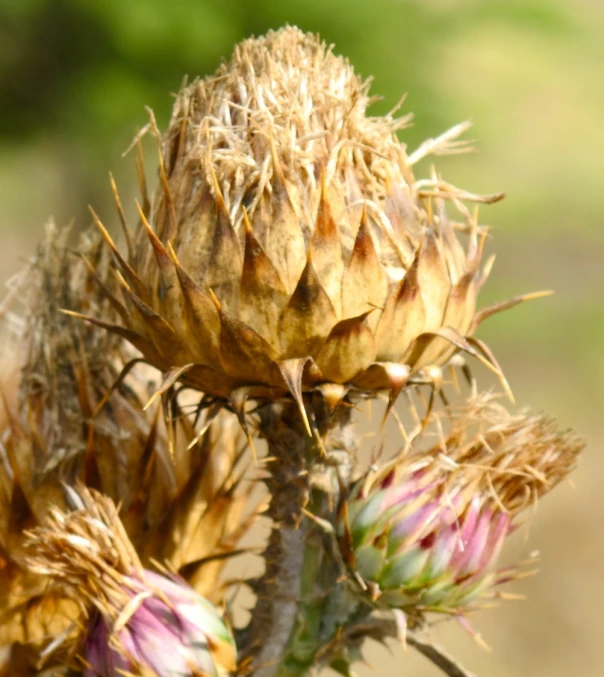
[339,395,582,615]
[83,570,236,677]
[24,486,236,676]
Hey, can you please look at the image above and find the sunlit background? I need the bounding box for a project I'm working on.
[1,1,603,675]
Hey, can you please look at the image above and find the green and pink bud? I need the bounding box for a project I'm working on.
[23,486,237,676]
[340,464,513,612]
[338,396,583,614]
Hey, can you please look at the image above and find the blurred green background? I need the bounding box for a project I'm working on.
[1,0,602,675]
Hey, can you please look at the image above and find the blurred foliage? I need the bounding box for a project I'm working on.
[3,0,603,234]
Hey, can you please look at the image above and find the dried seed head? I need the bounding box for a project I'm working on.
[0,224,256,668]
[99,27,507,411]
[24,487,237,676]
[339,395,583,614]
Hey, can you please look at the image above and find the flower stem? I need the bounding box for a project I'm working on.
[243,398,357,677]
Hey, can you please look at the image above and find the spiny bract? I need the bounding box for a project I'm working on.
[94,26,507,412]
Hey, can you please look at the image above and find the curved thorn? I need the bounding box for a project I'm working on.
[471,290,554,331]
[144,364,197,411]
[230,387,257,462]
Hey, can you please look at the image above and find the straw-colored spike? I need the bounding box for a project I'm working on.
[135,135,151,217]
[144,364,197,410]
[109,172,134,257]
[229,386,257,459]
[276,358,314,435]
[471,290,554,332]
[89,206,149,302]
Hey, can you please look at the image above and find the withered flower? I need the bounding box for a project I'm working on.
[0,223,255,669]
[88,26,515,415]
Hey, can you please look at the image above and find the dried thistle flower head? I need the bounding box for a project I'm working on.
[24,486,237,676]
[339,395,583,614]
[93,26,511,418]
[0,223,256,668]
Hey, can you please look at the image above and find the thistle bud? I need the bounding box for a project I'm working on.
[83,570,236,677]
[96,27,508,410]
[339,396,582,614]
[24,487,237,676]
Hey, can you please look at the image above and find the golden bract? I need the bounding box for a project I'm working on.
[100,27,504,407]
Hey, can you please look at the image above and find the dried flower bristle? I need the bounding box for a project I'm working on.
[89,26,515,424]
[427,394,583,513]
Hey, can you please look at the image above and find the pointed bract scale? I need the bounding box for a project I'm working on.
[167,243,221,367]
[60,310,169,372]
[168,182,218,277]
[314,383,349,412]
[239,209,289,345]
[216,306,281,386]
[118,280,196,366]
[316,312,376,383]
[278,251,337,359]
[259,138,308,293]
[374,254,426,363]
[341,209,388,325]
[351,361,410,393]
[310,180,344,317]
[419,270,478,368]
[203,184,243,311]
[416,229,451,332]
[402,327,505,389]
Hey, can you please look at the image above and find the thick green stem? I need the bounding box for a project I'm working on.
[244,397,357,677]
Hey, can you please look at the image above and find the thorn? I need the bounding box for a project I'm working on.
[144,364,196,410]
[207,288,222,311]
[276,358,312,436]
[379,363,411,428]
[230,387,257,462]
[109,172,133,256]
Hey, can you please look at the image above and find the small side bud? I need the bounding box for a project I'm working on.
[24,486,237,676]
[338,395,583,615]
